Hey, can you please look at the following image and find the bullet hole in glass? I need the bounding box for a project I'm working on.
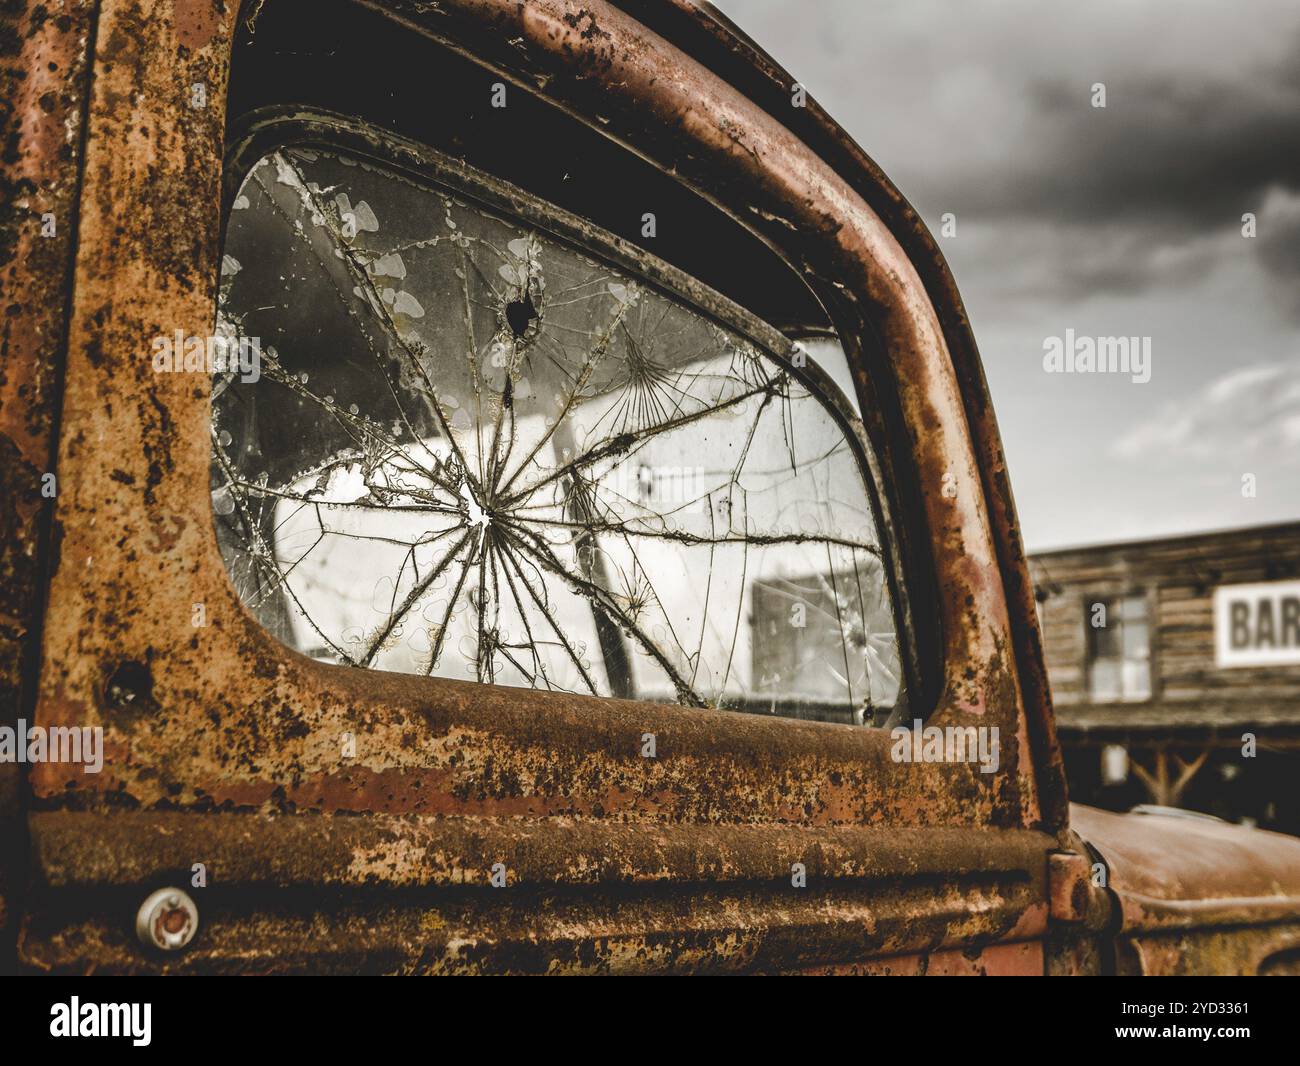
[505,291,538,340]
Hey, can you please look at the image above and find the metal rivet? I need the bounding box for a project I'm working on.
[135,887,199,952]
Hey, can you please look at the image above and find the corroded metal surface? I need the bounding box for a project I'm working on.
[1072,803,1300,924]
[9,0,1298,975]
[804,940,1043,976]
[30,810,1052,891]
[0,0,97,951]
[23,880,1042,975]
[1116,926,1300,978]
[1047,850,1095,925]
[1072,802,1300,974]
[24,808,1051,973]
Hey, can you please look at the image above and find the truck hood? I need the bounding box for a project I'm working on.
[1071,802,1300,930]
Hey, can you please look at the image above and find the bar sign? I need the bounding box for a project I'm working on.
[1214,580,1300,668]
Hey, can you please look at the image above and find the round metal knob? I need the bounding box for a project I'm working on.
[135,887,199,952]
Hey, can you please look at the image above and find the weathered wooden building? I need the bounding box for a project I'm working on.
[1029,521,1300,834]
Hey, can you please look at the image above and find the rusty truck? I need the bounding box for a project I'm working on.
[2,0,1299,974]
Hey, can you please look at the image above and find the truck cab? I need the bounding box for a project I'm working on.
[3,0,1299,974]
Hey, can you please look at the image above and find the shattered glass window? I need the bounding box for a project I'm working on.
[212,146,902,724]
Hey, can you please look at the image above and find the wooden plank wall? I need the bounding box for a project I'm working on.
[1028,521,1300,714]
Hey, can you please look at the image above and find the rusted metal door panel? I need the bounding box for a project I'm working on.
[16,0,1059,972]
[0,0,100,953]
[23,810,1050,972]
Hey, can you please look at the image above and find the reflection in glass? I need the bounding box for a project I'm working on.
[211,148,901,724]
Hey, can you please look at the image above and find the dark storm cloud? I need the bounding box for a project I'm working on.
[990,34,1300,228]
[948,33,1300,306]
[1258,215,1300,274]
[1256,186,1300,289]
[715,0,1300,548]
[718,2,1300,305]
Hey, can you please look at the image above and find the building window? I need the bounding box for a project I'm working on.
[1086,595,1151,702]
[749,561,901,726]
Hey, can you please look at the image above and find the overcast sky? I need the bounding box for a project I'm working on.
[715,0,1300,550]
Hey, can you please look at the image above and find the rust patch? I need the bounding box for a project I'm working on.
[0,0,99,962]
[173,0,228,54]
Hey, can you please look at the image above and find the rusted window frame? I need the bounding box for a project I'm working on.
[22,0,1061,972]
[220,106,922,721]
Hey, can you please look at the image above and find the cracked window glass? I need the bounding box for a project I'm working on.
[212,146,902,724]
